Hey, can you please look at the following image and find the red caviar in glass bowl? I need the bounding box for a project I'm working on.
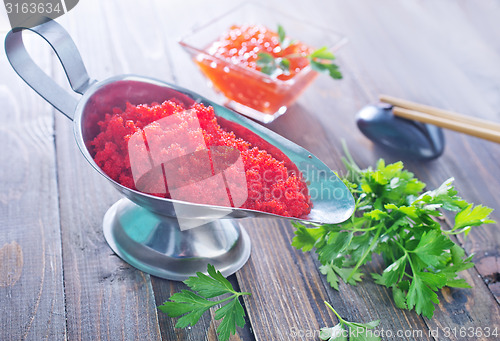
[178,2,346,123]
[193,24,317,118]
[209,25,312,81]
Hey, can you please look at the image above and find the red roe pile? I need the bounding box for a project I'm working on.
[207,24,313,81]
[89,100,311,218]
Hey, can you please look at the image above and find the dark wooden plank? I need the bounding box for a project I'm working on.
[237,219,339,341]
[152,275,256,341]
[291,1,500,339]
[217,0,436,337]
[151,278,220,341]
[408,0,500,306]
[53,2,165,339]
[223,274,257,341]
[60,1,256,340]
[6,0,495,340]
[0,34,67,339]
[94,1,242,339]
[55,112,162,340]
[322,0,500,296]
[151,0,500,339]
[264,97,434,341]
[457,0,500,57]
[146,1,260,339]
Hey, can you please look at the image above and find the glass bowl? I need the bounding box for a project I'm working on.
[179,2,347,123]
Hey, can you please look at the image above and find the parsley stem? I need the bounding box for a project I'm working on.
[347,226,382,281]
[324,301,346,324]
[350,224,380,232]
[393,241,411,281]
[346,226,380,233]
[393,240,419,281]
[394,239,407,252]
[341,139,361,177]
[324,223,379,233]
[443,228,468,235]
[406,253,418,279]
[215,291,250,304]
[218,294,239,304]
[351,198,362,224]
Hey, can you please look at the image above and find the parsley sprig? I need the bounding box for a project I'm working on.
[256,25,342,79]
[293,146,495,319]
[158,264,251,341]
[320,301,381,341]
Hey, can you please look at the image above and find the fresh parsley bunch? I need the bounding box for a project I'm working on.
[293,150,495,319]
[256,25,342,79]
[158,264,251,341]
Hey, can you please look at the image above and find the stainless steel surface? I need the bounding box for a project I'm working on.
[5,19,96,120]
[103,198,251,280]
[74,75,355,225]
[5,19,355,280]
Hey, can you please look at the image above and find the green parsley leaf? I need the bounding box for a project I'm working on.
[183,264,235,298]
[392,285,408,309]
[293,144,495,319]
[450,243,465,264]
[318,232,353,265]
[214,297,246,339]
[334,266,364,286]
[158,264,251,341]
[454,204,495,234]
[320,264,341,290]
[416,271,447,291]
[412,230,454,267]
[259,64,275,76]
[310,46,336,60]
[256,52,276,76]
[292,223,327,252]
[320,263,363,290]
[253,24,343,80]
[310,60,343,79]
[445,278,472,288]
[381,255,407,287]
[159,290,218,328]
[256,52,274,65]
[279,57,290,71]
[406,274,440,319]
[414,178,468,211]
[351,320,381,329]
[278,24,286,45]
[256,52,290,77]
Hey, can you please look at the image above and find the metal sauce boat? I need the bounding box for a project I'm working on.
[5,19,354,280]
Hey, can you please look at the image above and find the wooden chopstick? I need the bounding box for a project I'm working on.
[392,107,500,144]
[379,95,500,144]
[380,94,500,131]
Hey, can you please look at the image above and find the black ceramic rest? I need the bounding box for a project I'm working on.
[356,103,445,160]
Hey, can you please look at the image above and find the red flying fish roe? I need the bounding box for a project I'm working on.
[90,100,311,218]
[207,24,313,81]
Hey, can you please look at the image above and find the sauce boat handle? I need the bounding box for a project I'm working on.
[5,18,95,120]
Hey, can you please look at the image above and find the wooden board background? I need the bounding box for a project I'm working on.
[1,0,499,340]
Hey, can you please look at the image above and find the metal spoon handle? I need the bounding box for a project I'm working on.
[4,18,95,120]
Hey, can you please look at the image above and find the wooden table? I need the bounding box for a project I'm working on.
[1,0,500,340]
